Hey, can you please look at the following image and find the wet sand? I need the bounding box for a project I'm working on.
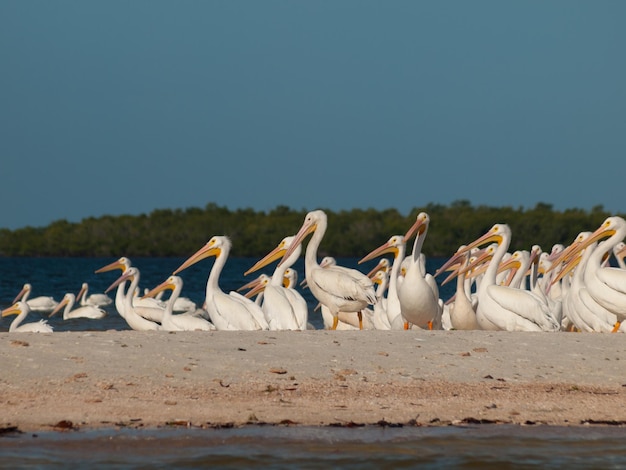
[1,330,625,432]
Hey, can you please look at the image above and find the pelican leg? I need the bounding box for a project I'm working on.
[358,311,363,330]
[611,321,621,333]
[427,320,433,330]
[403,321,409,330]
[332,316,338,330]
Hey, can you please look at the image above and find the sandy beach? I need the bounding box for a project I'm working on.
[1,329,625,432]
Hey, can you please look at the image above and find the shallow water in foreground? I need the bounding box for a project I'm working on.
[1,425,626,469]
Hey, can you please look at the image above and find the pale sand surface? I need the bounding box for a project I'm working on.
[1,330,625,432]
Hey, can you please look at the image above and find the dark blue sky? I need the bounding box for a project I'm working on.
[2,1,625,230]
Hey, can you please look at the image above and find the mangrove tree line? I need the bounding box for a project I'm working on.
[0,201,618,258]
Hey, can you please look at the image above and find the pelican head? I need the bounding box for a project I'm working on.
[174,236,231,275]
[404,212,430,242]
[278,210,326,267]
[95,257,131,274]
[245,236,297,276]
[105,267,138,293]
[48,293,75,318]
[143,276,180,299]
[458,224,510,254]
[2,302,26,318]
[359,235,404,264]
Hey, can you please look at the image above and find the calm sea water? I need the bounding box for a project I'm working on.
[2,258,625,467]
[1,424,626,469]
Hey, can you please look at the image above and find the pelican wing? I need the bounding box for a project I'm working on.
[262,286,300,330]
[596,267,626,295]
[18,320,54,333]
[205,293,238,330]
[487,285,559,331]
[69,306,107,320]
[206,291,268,330]
[579,288,618,328]
[312,266,376,305]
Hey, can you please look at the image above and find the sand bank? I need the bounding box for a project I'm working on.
[1,330,625,432]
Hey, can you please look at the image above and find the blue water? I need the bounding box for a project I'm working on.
[0,256,456,332]
[1,424,626,469]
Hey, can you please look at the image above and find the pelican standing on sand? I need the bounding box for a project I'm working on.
[2,301,54,332]
[143,276,215,331]
[279,210,376,330]
[359,234,407,330]
[245,235,308,330]
[174,236,269,331]
[553,216,626,330]
[456,224,560,332]
[96,258,165,323]
[398,212,442,329]
[105,267,161,331]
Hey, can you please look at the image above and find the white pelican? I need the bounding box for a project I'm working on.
[456,224,560,332]
[398,212,442,329]
[283,268,299,289]
[554,234,618,332]
[279,210,376,330]
[173,236,269,331]
[359,234,407,330]
[95,257,132,318]
[105,267,161,331]
[49,293,107,320]
[239,274,271,306]
[245,235,308,330]
[145,287,198,312]
[557,216,626,329]
[76,283,113,307]
[143,276,215,331]
[2,302,53,333]
[12,283,58,313]
[363,269,392,330]
[95,258,165,323]
[447,250,479,330]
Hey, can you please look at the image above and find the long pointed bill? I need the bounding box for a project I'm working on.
[143,279,175,299]
[456,247,497,279]
[359,240,399,264]
[546,239,583,272]
[95,259,128,274]
[404,214,428,242]
[2,303,22,317]
[550,222,616,272]
[458,228,504,255]
[12,286,28,304]
[105,270,135,294]
[366,259,388,278]
[243,279,267,299]
[76,284,87,300]
[434,247,472,278]
[238,276,265,293]
[48,296,70,318]
[245,242,287,276]
[174,242,221,275]
[551,251,583,286]
[278,219,316,268]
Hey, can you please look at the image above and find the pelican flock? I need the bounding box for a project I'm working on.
[3,210,626,333]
